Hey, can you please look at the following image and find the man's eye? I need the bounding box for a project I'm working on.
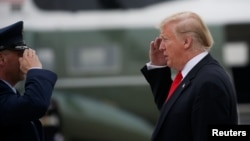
[162,38,168,41]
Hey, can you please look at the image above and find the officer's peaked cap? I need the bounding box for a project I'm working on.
[0,21,28,51]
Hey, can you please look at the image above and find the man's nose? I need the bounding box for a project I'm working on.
[159,43,165,50]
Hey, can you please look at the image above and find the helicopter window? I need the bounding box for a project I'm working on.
[67,45,121,74]
[222,42,248,67]
[36,48,55,71]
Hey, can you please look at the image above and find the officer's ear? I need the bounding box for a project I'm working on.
[0,52,4,64]
[0,51,8,65]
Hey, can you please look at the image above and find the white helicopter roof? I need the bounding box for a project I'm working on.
[1,0,250,31]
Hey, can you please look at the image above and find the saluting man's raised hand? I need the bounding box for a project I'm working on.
[149,37,166,66]
[19,48,42,74]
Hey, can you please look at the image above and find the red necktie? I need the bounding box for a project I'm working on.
[166,71,183,101]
